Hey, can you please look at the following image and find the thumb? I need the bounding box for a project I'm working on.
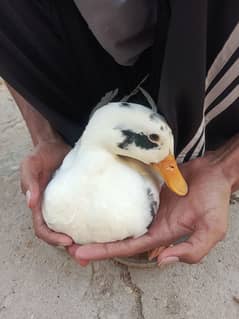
[21,157,41,209]
[25,183,40,209]
[157,222,226,265]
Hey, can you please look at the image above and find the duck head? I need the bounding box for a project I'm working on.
[81,102,188,196]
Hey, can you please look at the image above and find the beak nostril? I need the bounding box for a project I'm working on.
[151,154,188,196]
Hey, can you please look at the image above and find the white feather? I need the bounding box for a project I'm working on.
[42,102,173,244]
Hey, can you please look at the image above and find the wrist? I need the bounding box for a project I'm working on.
[33,125,63,146]
[32,138,71,168]
[7,83,64,147]
[205,135,239,192]
[35,137,70,153]
[220,154,239,193]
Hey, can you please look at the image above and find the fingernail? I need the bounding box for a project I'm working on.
[26,190,31,207]
[79,260,90,267]
[58,242,72,248]
[158,256,179,267]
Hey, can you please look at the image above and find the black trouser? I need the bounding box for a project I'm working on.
[0,0,238,159]
[0,0,153,145]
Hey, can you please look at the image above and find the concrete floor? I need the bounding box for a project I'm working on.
[0,80,239,319]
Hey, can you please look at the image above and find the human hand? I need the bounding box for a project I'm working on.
[68,153,232,265]
[21,139,73,246]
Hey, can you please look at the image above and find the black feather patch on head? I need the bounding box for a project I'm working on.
[118,130,158,150]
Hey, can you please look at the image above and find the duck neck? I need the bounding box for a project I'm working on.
[76,142,117,165]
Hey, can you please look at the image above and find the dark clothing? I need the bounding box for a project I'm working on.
[73,0,158,66]
[0,0,151,144]
[0,0,238,162]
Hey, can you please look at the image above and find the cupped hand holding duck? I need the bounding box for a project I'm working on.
[42,102,187,260]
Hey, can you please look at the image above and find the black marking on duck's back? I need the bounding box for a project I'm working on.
[120,102,131,107]
[118,130,158,150]
[147,188,158,218]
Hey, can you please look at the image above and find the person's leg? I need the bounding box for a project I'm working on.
[0,0,150,145]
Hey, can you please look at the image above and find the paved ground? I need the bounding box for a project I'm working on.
[0,80,239,319]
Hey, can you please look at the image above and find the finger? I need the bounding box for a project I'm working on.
[71,234,158,261]
[32,206,73,246]
[67,245,90,267]
[70,215,192,261]
[26,186,40,209]
[157,223,226,264]
[20,156,39,193]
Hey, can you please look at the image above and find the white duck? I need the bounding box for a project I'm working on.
[42,102,188,259]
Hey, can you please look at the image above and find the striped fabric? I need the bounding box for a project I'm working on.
[0,0,238,153]
[178,23,239,162]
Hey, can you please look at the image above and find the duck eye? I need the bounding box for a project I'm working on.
[149,134,160,142]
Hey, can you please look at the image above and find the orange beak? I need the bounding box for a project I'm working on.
[151,154,188,196]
